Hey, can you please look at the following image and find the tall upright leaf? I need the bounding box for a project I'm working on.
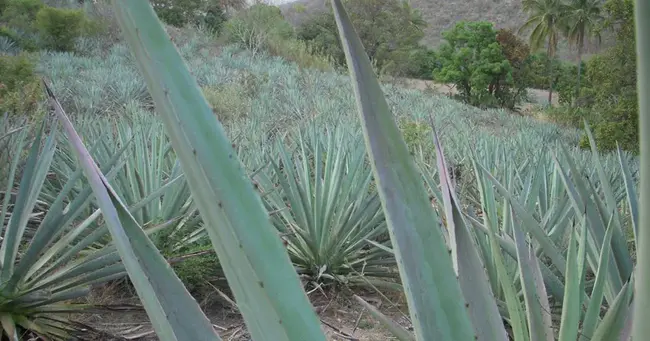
[633,0,650,337]
[433,128,508,341]
[580,220,615,341]
[330,0,474,339]
[45,82,221,341]
[513,224,554,341]
[583,123,633,282]
[0,122,56,282]
[557,217,588,341]
[108,1,326,340]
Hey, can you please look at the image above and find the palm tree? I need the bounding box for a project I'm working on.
[564,0,603,100]
[519,0,568,106]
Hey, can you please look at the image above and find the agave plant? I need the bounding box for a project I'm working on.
[0,116,145,340]
[42,114,203,254]
[40,1,647,341]
[0,37,20,56]
[254,126,395,287]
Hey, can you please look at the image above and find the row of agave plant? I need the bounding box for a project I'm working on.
[0,0,647,340]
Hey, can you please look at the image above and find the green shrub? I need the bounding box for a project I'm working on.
[151,0,226,32]
[1,0,43,29]
[201,5,227,32]
[296,12,343,62]
[168,244,221,294]
[0,0,43,49]
[34,6,85,52]
[398,119,433,154]
[79,12,108,38]
[579,119,639,152]
[554,63,580,105]
[266,37,332,71]
[0,53,43,116]
[545,106,589,127]
[573,0,637,152]
[403,47,438,79]
[494,28,533,109]
[0,26,37,51]
[0,26,19,46]
[222,3,331,70]
[296,0,426,75]
[151,0,201,27]
[292,3,306,13]
[224,4,295,53]
[202,83,250,123]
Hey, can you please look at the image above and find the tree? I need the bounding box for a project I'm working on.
[402,47,438,80]
[224,4,294,56]
[576,0,637,151]
[520,0,568,106]
[433,21,512,108]
[297,0,427,76]
[495,28,534,109]
[296,12,342,63]
[35,6,85,52]
[564,0,603,99]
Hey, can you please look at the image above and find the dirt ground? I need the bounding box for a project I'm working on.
[79,281,411,341]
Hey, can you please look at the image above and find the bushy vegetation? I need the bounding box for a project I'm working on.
[532,0,638,152]
[223,3,332,70]
[575,0,637,151]
[35,6,85,51]
[151,0,228,32]
[432,22,529,109]
[0,53,42,116]
[296,0,435,77]
[0,0,100,53]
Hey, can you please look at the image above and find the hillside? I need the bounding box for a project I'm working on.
[279,0,610,60]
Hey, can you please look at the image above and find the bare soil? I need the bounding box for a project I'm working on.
[80,282,410,341]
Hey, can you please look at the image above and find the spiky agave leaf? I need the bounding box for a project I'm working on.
[330,0,475,339]
[431,126,508,341]
[473,151,636,341]
[45,80,222,341]
[553,149,625,304]
[256,127,394,285]
[0,117,154,340]
[108,1,326,340]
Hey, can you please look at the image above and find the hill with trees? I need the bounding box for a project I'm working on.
[280,0,611,60]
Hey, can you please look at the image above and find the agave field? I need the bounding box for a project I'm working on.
[0,0,647,340]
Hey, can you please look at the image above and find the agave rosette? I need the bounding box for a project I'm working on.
[254,126,396,286]
[0,118,131,340]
